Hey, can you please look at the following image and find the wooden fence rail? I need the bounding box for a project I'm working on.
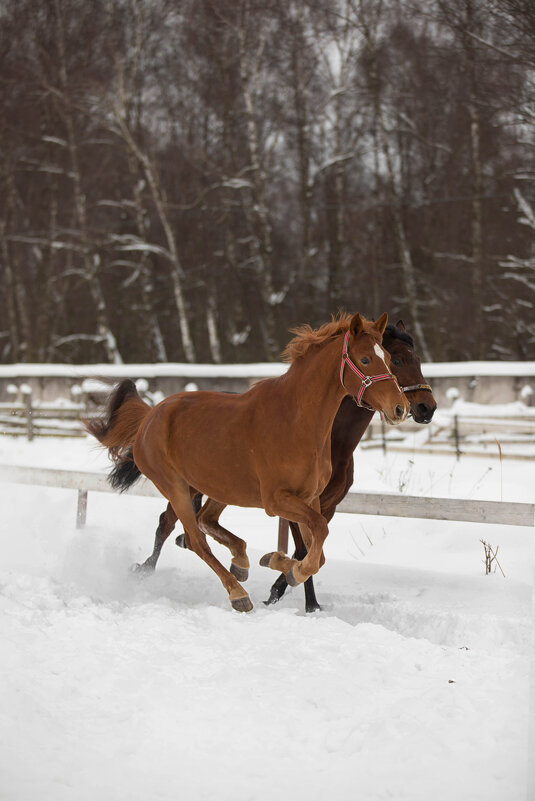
[2,382,535,464]
[3,400,535,462]
[1,465,533,548]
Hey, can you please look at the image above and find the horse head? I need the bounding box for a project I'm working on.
[382,320,437,424]
[342,312,410,425]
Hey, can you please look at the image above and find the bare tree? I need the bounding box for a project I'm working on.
[0,0,534,364]
[357,1,432,359]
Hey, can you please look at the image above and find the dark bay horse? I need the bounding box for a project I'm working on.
[85,312,409,612]
[133,320,435,612]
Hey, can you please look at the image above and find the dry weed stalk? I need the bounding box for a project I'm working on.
[480,539,505,577]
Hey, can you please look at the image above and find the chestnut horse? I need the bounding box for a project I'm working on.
[135,320,436,612]
[265,320,436,611]
[85,312,409,612]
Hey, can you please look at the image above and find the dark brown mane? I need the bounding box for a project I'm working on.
[282,312,354,363]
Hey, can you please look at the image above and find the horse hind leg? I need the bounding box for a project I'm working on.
[168,482,253,613]
[174,495,249,584]
[175,490,203,549]
[132,502,178,575]
[197,498,250,582]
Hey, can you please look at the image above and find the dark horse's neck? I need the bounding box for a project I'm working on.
[330,396,374,461]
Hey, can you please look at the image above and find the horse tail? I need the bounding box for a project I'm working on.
[83,379,151,492]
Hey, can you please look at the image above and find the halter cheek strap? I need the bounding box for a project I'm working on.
[340,330,398,410]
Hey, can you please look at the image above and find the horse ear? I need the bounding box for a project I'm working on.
[375,312,388,335]
[396,319,406,331]
[349,313,364,337]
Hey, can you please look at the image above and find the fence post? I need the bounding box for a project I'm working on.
[21,385,34,442]
[277,518,289,553]
[453,414,460,460]
[76,489,88,528]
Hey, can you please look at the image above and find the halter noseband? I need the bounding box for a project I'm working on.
[401,383,433,394]
[340,330,398,411]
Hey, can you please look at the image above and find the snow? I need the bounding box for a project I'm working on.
[222,178,253,189]
[0,433,532,801]
[447,398,535,418]
[1,360,535,379]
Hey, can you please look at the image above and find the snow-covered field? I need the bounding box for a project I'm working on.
[0,431,533,801]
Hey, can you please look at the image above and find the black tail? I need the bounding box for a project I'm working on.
[108,446,142,492]
[83,378,151,493]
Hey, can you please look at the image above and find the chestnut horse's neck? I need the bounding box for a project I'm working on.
[282,333,347,445]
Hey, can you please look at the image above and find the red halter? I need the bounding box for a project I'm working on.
[340,330,398,410]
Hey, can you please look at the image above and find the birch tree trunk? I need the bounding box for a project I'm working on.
[288,14,313,285]
[130,166,168,363]
[114,111,196,363]
[326,90,347,314]
[360,11,431,360]
[53,0,123,365]
[0,220,20,361]
[236,3,278,358]
[376,108,431,360]
[464,0,485,359]
[1,178,34,361]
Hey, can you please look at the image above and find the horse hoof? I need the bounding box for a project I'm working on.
[231,596,254,613]
[230,562,249,582]
[285,566,300,587]
[263,592,281,606]
[306,603,322,613]
[259,552,276,568]
[130,562,153,577]
[175,534,187,549]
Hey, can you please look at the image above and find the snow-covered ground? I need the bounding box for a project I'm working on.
[0,432,533,801]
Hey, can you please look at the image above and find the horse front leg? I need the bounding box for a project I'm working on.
[264,521,322,613]
[264,520,304,605]
[260,494,328,587]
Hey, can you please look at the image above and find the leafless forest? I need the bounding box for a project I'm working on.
[0,0,534,364]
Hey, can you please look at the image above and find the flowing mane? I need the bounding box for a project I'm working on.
[281,312,354,363]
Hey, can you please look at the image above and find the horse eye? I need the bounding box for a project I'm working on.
[361,356,370,365]
[392,358,401,366]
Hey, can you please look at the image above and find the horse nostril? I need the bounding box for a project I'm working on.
[418,403,430,418]
[395,404,404,419]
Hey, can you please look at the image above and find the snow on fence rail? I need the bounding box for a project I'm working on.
[1,465,533,546]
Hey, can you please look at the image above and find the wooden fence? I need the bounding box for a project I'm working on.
[364,414,535,460]
[2,390,535,461]
[0,389,89,440]
[0,379,151,439]
[1,465,533,551]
